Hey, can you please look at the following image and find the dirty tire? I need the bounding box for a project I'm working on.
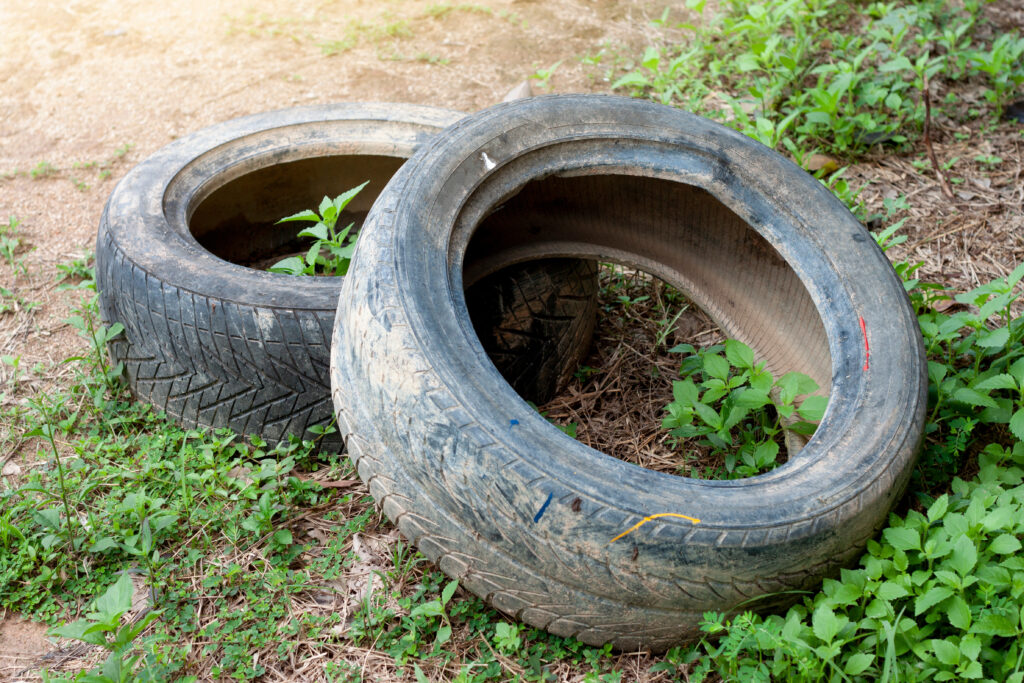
[96,103,596,451]
[331,95,927,650]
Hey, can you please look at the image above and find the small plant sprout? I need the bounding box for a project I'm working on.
[1,215,24,271]
[30,160,57,179]
[269,182,368,276]
[530,61,562,91]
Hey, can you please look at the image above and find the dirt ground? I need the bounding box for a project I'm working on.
[1,0,1023,679]
[0,0,672,675]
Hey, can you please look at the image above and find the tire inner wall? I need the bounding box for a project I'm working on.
[189,154,405,265]
[463,173,832,394]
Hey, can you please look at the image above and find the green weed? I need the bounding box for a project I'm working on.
[530,61,562,91]
[42,573,175,683]
[268,182,367,276]
[662,339,826,477]
[611,0,1015,161]
[31,161,57,179]
[1,215,26,272]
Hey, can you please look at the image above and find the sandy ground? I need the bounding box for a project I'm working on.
[0,0,673,674]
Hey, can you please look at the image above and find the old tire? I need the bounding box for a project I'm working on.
[331,95,927,650]
[96,103,596,451]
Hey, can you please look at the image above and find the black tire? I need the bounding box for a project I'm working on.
[331,95,927,650]
[96,103,596,451]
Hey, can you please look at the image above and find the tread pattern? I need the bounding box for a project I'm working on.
[331,97,927,650]
[97,209,597,452]
[466,258,597,404]
[99,230,339,447]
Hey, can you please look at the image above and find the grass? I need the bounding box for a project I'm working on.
[2,0,1024,679]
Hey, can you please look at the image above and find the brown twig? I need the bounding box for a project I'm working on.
[923,73,955,200]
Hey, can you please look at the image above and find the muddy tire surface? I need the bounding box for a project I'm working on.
[331,95,927,649]
[96,103,596,450]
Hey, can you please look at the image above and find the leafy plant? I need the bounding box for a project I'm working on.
[1,215,25,271]
[530,61,562,91]
[43,573,175,683]
[268,182,367,276]
[662,339,827,477]
[610,0,1012,160]
[31,160,57,179]
[968,32,1024,114]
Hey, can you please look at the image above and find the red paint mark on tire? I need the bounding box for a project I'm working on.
[859,316,870,371]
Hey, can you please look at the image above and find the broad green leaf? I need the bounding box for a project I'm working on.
[974,373,1019,392]
[952,387,997,408]
[722,405,749,431]
[844,652,874,675]
[724,339,754,369]
[928,494,949,523]
[1009,261,1024,288]
[749,369,772,393]
[50,618,102,644]
[93,572,133,620]
[733,388,770,409]
[960,660,983,679]
[611,72,651,89]
[297,222,329,241]
[883,526,920,552]
[828,581,864,606]
[736,52,760,71]
[441,580,458,605]
[1010,358,1024,385]
[915,586,953,615]
[981,505,1014,532]
[931,638,959,666]
[703,353,730,381]
[88,537,118,553]
[409,600,444,618]
[959,634,981,662]
[268,256,304,275]
[1010,408,1024,443]
[752,441,779,466]
[304,242,322,268]
[977,327,1010,348]
[876,581,909,600]
[927,361,947,386]
[318,195,333,217]
[811,604,844,643]
[275,209,319,224]
[333,181,369,213]
[948,535,978,576]
[797,395,828,422]
[973,613,1017,637]
[320,204,338,226]
[989,534,1022,554]
[693,401,722,430]
[672,379,699,407]
[777,371,819,403]
[435,623,452,645]
[880,55,913,71]
[641,46,660,70]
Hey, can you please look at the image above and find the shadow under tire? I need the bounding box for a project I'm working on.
[331,95,927,650]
